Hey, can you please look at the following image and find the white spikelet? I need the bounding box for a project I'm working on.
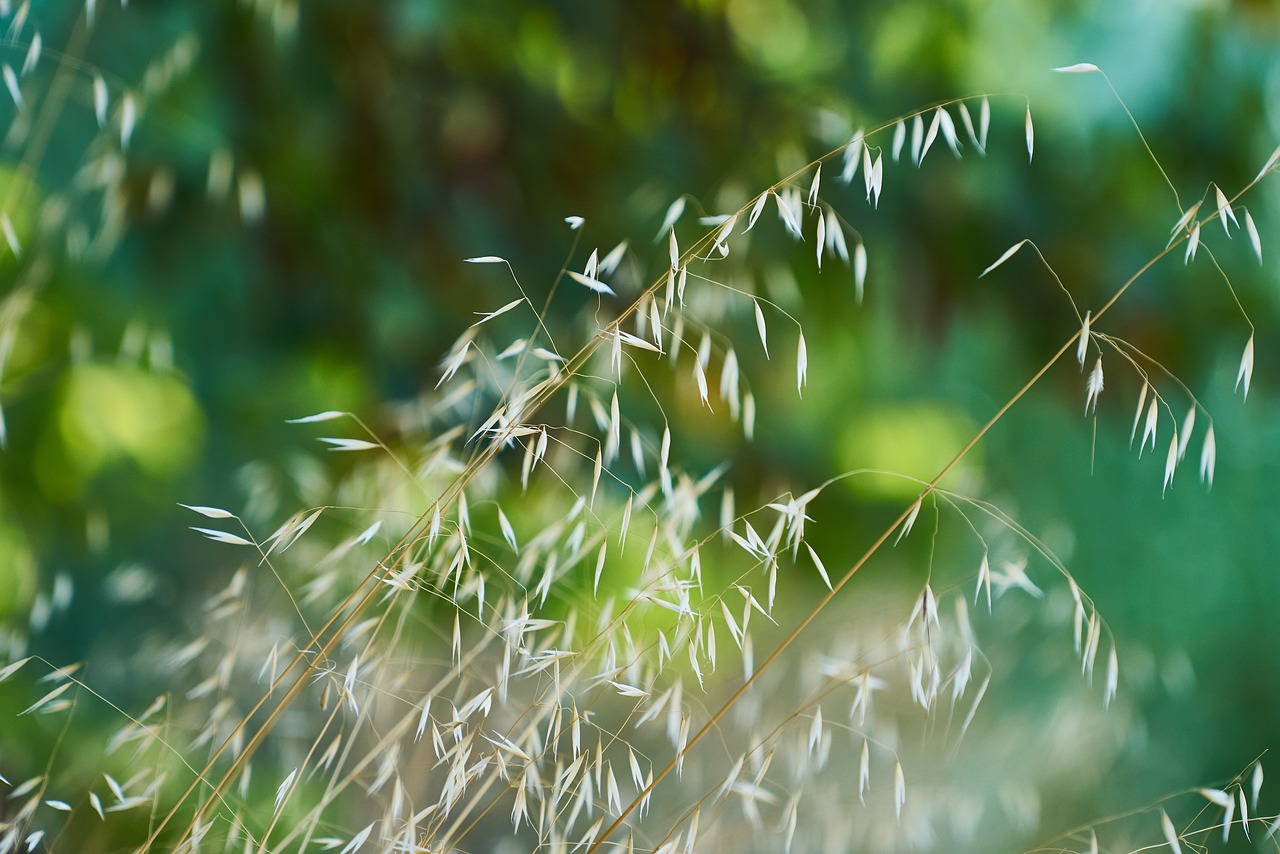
[1200,788,1231,808]
[1168,202,1201,242]
[869,152,883,207]
[93,75,108,127]
[858,740,869,802]
[1077,311,1090,369]
[1185,222,1200,264]
[1025,104,1034,162]
[1052,62,1101,74]
[1104,645,1118,708]
[1256,142,1280,182]
[958,100,983,154]
[979,96,991,150]
[1199,424,1216,489]
[1214,185,1238,234]
[1177,406,1195,461]
[1245,210,1262,263]
[893,761,906,819]
[920,108,940,164]
[796,332,807,396]
[853,242,867,304]
[0,212,20,257]
[1160,809,1182,854]
[693,359,709,408]
[1240,786,1251,840]
[754,300,769,359]
[895,498,921,545]
[974,552,992,612]
[658,197,685,238]
[815,211,825,269]
[938,107,961,156]
[1140,396,1158,456]
[1131,381,1149,446]
[1,65,19,108]
[746,192,769,231]
[1236,334,1254,401]
[121,93,137,150]
[840,131,864,182]
[22,33,39,75]
[979,240,1027,278]
[1085,357,1103,414]
[1163,431,1178,495]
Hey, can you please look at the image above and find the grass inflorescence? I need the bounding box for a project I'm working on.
[0,6,1277,854]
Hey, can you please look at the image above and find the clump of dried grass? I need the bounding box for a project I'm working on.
[0,8,1277,853]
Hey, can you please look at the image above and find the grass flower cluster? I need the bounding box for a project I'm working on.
[0,6,1277,854]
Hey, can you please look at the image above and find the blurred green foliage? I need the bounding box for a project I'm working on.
[1,0,1280,850]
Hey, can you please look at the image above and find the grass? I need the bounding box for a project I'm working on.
[0,6,1277,854]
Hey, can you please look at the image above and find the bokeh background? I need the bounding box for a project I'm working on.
[2,0,1280,850]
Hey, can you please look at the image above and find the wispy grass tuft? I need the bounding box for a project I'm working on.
[0,7,1276,853]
